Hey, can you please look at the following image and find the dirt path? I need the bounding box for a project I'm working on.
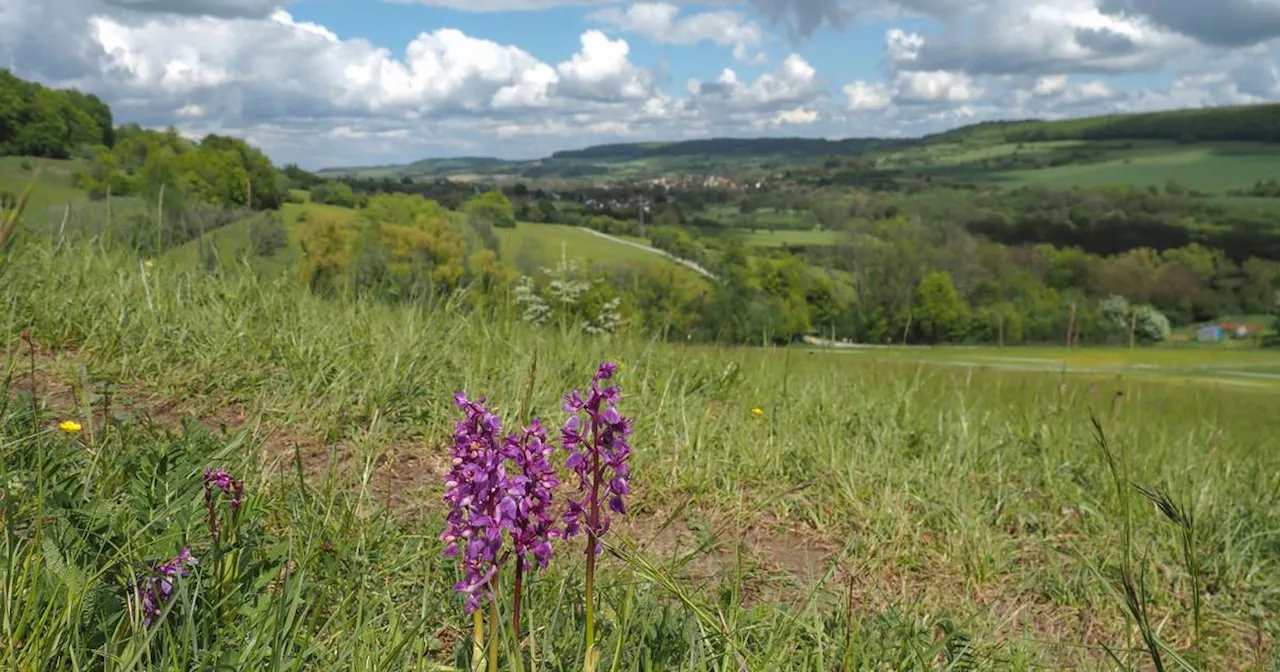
[576,227,718,280]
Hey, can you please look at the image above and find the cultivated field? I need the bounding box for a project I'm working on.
[3,239,1277,669]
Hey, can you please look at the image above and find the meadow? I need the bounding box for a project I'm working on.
[904,142,1280,193]
[163,203,696,283]
[3,232,1278,669]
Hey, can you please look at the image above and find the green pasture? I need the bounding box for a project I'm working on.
[804,342,1280,390]
[166,206,697,279]
[0,156,87,212]
[3,238,1278,668]
[985,143,1280,192]
[736,228,841,247]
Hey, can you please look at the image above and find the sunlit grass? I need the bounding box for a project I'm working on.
[3,238,1278,669]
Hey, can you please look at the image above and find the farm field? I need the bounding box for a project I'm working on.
[982,143,1280,192]
[803,342,1280,389]
[3,238,1277,669]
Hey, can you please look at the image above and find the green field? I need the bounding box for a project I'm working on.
[0,156,87,212]
[165,202,358,276]
[4,235,1278,669]
[495,221,692,271]
[983,143,1280,192]
[805,341,1280,389]
[736,228,841,247]
[166,203,699,280]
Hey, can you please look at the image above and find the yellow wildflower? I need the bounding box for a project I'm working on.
[144,260,155,270]
[58,420,82,434]
[751,408,764,418]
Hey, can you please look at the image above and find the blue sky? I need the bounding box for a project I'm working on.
[3,0,1279,167]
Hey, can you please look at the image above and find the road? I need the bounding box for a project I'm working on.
[576,228,718,280]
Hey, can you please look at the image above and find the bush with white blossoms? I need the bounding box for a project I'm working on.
[513,247,623,335]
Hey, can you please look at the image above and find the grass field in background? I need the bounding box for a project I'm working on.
[166,204,700,281]
[736,229,841,247]
[3,238,1278,668]
[985,143,1280,192]
[0,156,87,212]
[804,342,1280,390]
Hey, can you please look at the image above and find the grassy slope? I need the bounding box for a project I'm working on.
[889,140,1280,193]
[167,202,702,279]
[495,221,692,269]
[4,240,1278,668]
[992,143,1280,191]
[0,156,87,212]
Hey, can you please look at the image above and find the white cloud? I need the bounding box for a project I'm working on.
[893,70,983,104]
[6,0,1280,166]
[589,3,767,62]
[843,80,891,110]
[772,106,818,125]
[1099,0,1280,47]
[383,0,618,11]
[883,0,1192,76]
[1032,75,1069,97]
[689,54,824,112]
[554,31,653,101]
[101,0,285,17]
[885,27,924,64]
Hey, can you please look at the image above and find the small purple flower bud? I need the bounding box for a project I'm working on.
[135,548,197,628]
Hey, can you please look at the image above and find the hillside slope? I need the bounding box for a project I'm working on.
[321,103,1280,179]
[167,202,708,282]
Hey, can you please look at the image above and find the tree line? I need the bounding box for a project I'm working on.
[0,69,114,158]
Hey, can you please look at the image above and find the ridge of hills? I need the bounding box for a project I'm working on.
[317,102,1280,179]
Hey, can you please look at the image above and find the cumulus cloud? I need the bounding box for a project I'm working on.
[743,0,849,39]
[100,0,284,17]
[6,0,1280,165]
[842,80,891,110]
[688,54,825,112]
[895,1,1188,76]
[382,0,616,11]
[892,70,983,104]
[85,11,564,119]
[589,3,767,62]
[1099,0,1280,47]
[554,31,653,101]
[772,106,818,125]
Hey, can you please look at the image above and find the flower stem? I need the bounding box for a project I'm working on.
[488,583,499,672]
[584,534,597,671]
[513,560,524,644]
[584,408,602,671]
[472,610,484,672]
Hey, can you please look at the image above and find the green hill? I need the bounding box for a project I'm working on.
[167,201,706,282]
[322,103,1280,181]
[318,156,517,179]
[926,103,1280,145]
[549,136,896,161]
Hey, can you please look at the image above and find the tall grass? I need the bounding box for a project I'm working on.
[2,237,1278,669]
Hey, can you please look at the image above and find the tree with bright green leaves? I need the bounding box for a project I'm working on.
[1265,291,1280,347]
[913,271,970,343]
[464,190,517,229]
[0,69,114,158]
[311,182,357,208]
